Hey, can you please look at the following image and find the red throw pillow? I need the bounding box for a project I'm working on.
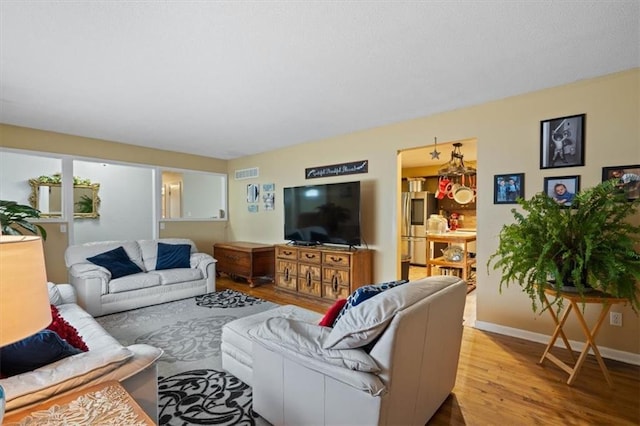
[47,305,89,352]
[319,298,348,327]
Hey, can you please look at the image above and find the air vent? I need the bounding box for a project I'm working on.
[234,167,259,180]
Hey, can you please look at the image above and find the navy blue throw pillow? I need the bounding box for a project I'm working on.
[0,330,82,377]
[156,243,191,270]
[86,246,143,279]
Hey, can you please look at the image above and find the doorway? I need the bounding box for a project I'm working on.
[399,138,478,325]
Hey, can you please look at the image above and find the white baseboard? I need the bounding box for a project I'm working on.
[473,321,640,366]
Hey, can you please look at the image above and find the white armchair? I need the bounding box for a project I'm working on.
[247,276,467,426]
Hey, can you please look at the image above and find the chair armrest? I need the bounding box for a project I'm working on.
[249,317,385,396]
[68,265,110,316]
[69,263,111,282]
[191,253,217,293]
[56,284,77,305]
[190,252,215,272]
[68,264,110,292]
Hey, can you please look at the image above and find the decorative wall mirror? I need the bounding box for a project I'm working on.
[29,174,101,218]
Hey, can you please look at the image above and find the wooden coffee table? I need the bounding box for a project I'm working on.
[2,380,155,425]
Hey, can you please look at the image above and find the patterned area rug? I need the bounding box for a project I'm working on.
[96,289,278,425]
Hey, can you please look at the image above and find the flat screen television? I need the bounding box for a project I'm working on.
[283,181,361,246]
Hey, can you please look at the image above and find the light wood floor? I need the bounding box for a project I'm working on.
[217,276,640,425]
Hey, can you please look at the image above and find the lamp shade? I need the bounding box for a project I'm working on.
[0,235,52,347]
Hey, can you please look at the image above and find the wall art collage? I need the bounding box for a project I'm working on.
[494,113,639,205]
[246,183,275,212]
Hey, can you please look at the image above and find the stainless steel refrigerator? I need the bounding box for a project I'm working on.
[401,191,437,266]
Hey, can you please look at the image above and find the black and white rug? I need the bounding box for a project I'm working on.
[96,289,278,425]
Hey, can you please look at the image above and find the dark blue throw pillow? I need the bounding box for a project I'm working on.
[156,242,191,270]
[86,246,143,279]
[0,330,82,377]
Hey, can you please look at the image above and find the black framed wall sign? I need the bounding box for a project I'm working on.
[540,114,585,169]
[305,160,368,179]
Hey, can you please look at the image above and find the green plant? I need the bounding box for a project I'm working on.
[0,200,47,240]
[75,194,94,213]
[487,179,640,312]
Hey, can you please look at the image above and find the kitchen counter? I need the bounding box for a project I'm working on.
[427,231,476,240]
[426,231,476,281]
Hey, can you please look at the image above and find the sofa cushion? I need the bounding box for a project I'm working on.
[319,298,347,327]
[149,268,203,285]
[323,276,460,350]
[108,272,161,293]
[65,240,145,271]
[250,317,380,373]
[223,305,321,362]
[48,305,89,352]
[87,246,143,279]
[333,279,408,326]
[156,242,191,270]
[1,345,134,409]
[0,330,82,377]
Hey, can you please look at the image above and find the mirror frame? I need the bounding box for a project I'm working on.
[28,177,101,219]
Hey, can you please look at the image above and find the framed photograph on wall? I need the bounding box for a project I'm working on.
[493,173,524,204]
[602,164,640,201]
[246,183,260,203]
[540,114,585,169]
[544,175,580,207]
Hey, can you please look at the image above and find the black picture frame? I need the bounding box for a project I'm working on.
[494,173,524,204]
[602,164,640,201]
[544,175,580,207]
[540,114,585,169]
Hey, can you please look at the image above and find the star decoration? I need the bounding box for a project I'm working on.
[430,136,440,159]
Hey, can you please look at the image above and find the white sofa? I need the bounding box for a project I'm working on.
[222,275,467,426]
[65,238,216,317]
[1,283,163,421]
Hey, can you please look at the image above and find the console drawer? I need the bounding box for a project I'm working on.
[298,249,322,264]
[276,246,297,260]
[322,252,351,268]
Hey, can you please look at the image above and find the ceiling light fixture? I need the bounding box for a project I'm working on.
[438,142,476,176]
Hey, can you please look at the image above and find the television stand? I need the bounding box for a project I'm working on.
[275,244,373,301]
[290,241,319,247]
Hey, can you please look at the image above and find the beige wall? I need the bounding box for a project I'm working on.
[227,69,640,356]
[1,70,638,357]
[0,125,229,282]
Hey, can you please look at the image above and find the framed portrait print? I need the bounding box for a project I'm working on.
[602,164,640,201]
[246,183,259,203]
[494,173,524,204]
[544,175,580,207]
[540,114,585,169]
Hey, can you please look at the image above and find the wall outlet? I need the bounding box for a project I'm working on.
[610,312,622,327]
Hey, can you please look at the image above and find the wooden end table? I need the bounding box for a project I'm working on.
[3,380,155,425]
[213,241,275,287]
[538,287,627,387]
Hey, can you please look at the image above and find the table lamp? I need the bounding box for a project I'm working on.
[0,235,53,421]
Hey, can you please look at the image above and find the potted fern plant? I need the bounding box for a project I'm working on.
[487,179,640,312]
[0,200,47,240]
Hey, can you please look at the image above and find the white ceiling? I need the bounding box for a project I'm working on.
[1,1,638,162]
